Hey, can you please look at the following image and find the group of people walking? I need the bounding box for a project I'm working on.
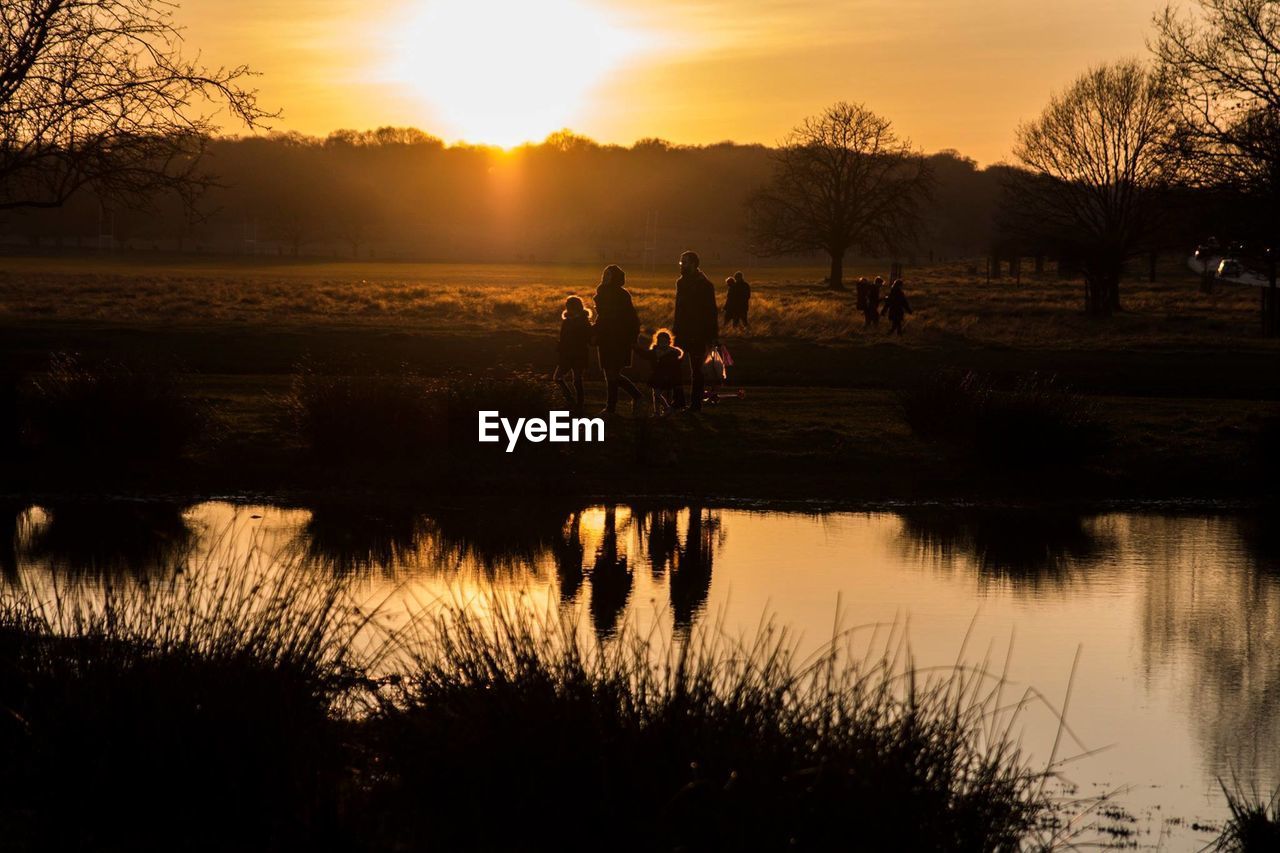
[555,254,914,415]
[856,276,912,335]
[556,251,737,415]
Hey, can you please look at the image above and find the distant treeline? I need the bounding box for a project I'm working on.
[0,128,1019,264]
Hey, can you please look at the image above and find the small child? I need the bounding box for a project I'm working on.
[644,329,683,416]
[555,296,592,409]
[881,279,912,335]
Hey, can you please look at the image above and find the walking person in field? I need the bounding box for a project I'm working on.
[723,271,751,329]
[553,295,591,411]
[864,276,884,327]
[881,278,912,335]
[671,251,718,412]
[591,264,644,414]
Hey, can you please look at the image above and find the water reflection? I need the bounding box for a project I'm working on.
[16,501,194,578]
[896,506,1113,589]
[295,503,426,575]
[588,504,631,637]
[1137,515,1280,790]
[1,498,1276,847]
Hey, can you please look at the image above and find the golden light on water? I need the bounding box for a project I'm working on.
[380,0,654,147]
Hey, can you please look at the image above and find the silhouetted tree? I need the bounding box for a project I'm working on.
[1153,0,1280,233]
[1012,61,1184,315]
[748,102,932,291]
[0,0,268,211]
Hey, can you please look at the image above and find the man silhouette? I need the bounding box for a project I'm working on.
[671,250,718,411]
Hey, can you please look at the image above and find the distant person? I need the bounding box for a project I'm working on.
[642,329,683,416]
[591,264,643,414]
[855,276,870,313]
[671,251,718,411]
[882,278,912,335]
[553,295,591,410]
[723,271,751,329]
[864,276,884,327]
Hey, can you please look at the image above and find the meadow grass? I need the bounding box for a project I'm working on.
[0,255,1269,351]
[0,557,1063,852]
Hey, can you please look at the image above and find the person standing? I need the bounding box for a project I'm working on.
[592,264,643,414]
[724,270,751,329]
[672,251,718,411]
[881,278,912,335]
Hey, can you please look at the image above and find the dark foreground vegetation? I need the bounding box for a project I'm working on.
[1214,783,1280,852]
[0,336,1275,503]
[0,567,1057,852]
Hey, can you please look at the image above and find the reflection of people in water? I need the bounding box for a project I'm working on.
[552,509,585,603]
[670,505,716,631]
[588,504,632,637]
[635,505,680,580]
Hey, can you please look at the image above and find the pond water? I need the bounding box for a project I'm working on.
[3,499,1276,850]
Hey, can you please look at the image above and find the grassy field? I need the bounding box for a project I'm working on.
[0,253,1275,502]
[0,252,1273,348]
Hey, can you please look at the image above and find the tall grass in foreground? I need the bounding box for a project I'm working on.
[1213,781,1280,851]
[368,602,1057,852]
[0,563,1064,851]
[900,369,1108,466]
[0,561,376,852]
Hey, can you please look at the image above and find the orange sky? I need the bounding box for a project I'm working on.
[182,0,1170,164]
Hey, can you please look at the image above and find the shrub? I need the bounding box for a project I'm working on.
[283,368,559,463]
[23,352,206,466]
[900,369,1108,465]
[282,365,436,461]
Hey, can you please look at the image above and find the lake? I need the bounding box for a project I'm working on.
[4,499,1275,850]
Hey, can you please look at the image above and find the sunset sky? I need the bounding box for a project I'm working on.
[183,0,1170,164]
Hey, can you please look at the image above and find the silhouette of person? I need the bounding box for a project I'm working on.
[552,509,585,604]
[882,278,912,335]
[635,505,679,580]
[592,265,643,414]
[723,271,751,329]
[670,505,715,632]
[671,251,718,412]
[589,504,632,637]
[864,276,883,327]
[554,296,591,411]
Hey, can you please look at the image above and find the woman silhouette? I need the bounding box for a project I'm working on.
[591,264,643,414]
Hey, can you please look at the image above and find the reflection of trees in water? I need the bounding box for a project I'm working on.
[295,504,427,576]
[896,507,1112,589]
[420,504,573,573]
[1139,514,1280,788]
[16,502,194,578]
[588,505,631,638]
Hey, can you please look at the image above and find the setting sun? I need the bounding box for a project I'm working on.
[381,0,651,147]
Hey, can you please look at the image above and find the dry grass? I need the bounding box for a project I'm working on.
[0,255,1269,350]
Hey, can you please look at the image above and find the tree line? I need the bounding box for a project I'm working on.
[1,0,1276,316]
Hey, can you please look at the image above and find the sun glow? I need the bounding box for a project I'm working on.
[383,0,652,148]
